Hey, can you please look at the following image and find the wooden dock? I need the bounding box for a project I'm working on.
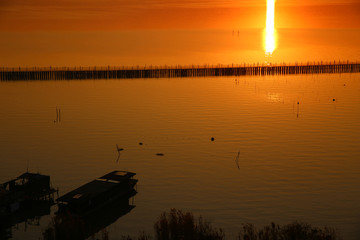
[1,61,359,81]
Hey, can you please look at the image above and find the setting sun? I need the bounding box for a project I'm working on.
[265,0,276,55]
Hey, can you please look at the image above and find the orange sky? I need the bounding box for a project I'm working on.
[1,0,359,67]
[0,0,359,31]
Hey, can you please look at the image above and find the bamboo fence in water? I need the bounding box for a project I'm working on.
[1,61,359,80]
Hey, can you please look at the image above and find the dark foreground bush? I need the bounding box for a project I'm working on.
[154,208,225,240]
[42,211,89,240]
[237,221,341,240]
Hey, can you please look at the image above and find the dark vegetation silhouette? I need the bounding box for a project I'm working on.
[42,208,342,240]
[154,209,224,240]
[237,222,341,240]
[42,211,88,240]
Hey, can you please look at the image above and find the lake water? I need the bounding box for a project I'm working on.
[1,73,360,239]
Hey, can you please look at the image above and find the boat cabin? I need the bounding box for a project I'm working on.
[57,171,137,213]
[1,172,51,194]
[0,172,56,216]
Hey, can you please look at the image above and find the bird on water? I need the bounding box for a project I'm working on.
[116,144,124,152]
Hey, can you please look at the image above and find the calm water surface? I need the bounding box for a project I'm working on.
[0,73,360,239]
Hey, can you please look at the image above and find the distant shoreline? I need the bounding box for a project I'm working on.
[1,61,359,80]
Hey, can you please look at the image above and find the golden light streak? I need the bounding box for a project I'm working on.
[264,0,276,56]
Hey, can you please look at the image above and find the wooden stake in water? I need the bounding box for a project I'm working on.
[235,150,240,169]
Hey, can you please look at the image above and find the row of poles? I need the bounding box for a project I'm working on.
[0,62,359,81]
